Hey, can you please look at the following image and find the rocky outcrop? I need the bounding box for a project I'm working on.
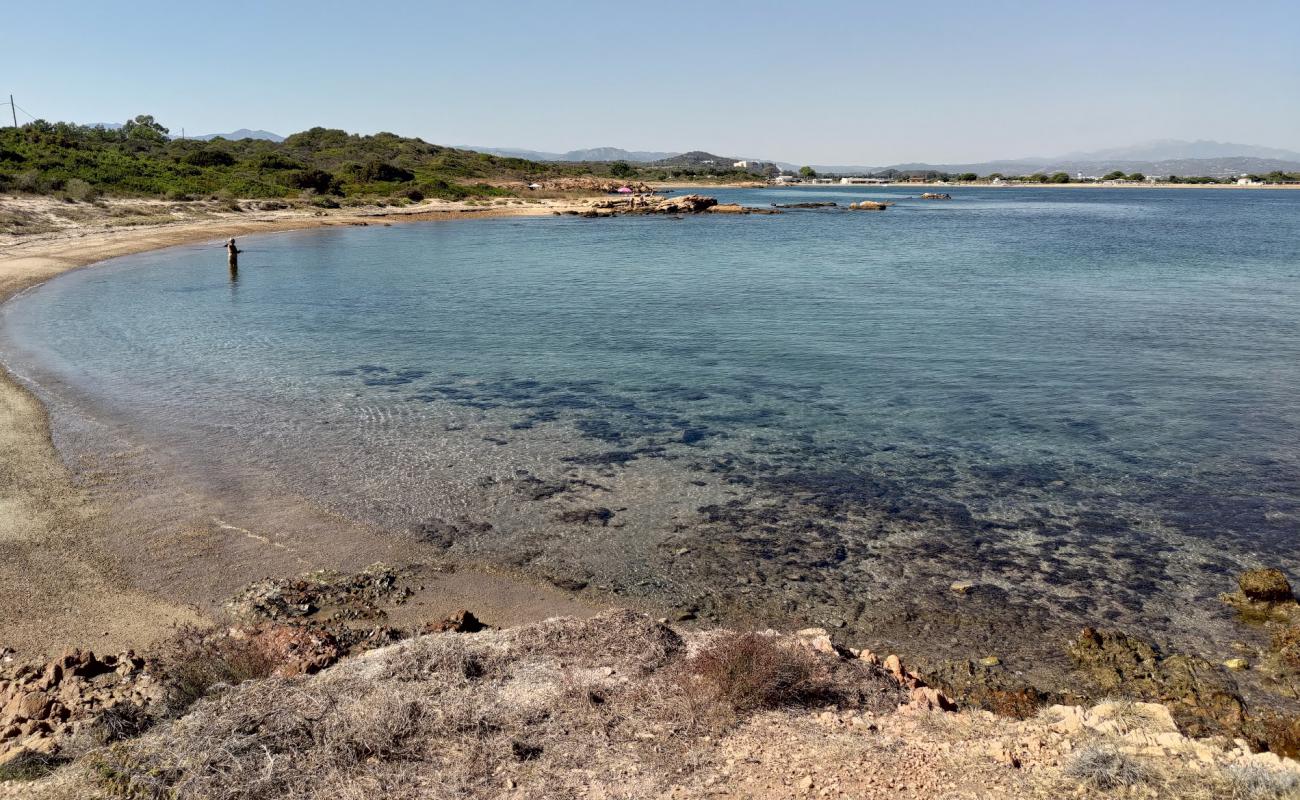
[849,201,891,210]
[920,192,952,200]
[533,177,654,194]
[0,650,158,768]
[652,194,718,214]
[798,630,960,714]
[1068,627,1245,738]
[423,609,488,634]
[225,563,412,626]
[230,624,342,678]
[924,659,1054,720]
[46,612,1300,799]
[579,195,781,217]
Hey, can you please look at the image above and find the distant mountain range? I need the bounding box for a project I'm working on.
[810,156,1300,179]
[81,123,283,142]
[807,141,1300,178]
[1059,139,1300,162]
[463,145,680,163]
[191,129,283,142]
[465,139,1300,177]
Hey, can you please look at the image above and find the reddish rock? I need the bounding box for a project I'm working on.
[906,686,957,712]
[244,624,341,677]
[426,610,488,634]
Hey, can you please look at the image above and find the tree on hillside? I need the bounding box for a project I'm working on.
[609,161,634,178]
[1049,172,1071,183]
[799,166,816,178]
[123,114,168,143]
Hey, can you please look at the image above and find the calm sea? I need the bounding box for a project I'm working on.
[4,186,1298,669]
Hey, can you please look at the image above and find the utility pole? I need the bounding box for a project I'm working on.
[8,95,16,128]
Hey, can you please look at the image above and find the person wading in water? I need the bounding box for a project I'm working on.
[226,238,242,275]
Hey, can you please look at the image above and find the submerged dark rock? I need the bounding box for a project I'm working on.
[556,507,615,527]
[412,518,493,549]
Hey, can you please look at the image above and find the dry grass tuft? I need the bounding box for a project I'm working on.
[1098,697,1161,735]
[1064,745,1154,790]
[1224,763,1300,800]
[0,207,59,235]
[0,750,66,782]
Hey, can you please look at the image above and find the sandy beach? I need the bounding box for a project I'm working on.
[0,195,611,663]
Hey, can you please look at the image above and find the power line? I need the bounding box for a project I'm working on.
[3,95,38,126]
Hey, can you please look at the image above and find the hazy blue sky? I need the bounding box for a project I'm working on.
[9,1,1298,164]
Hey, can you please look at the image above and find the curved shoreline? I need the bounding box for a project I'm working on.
[0,197,609,662]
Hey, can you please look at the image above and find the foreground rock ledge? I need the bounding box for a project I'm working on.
[7,611,1298,798]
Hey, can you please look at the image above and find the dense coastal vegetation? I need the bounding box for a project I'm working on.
[0,116,676,204]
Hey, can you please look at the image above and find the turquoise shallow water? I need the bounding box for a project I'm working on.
[3,186,1299,665]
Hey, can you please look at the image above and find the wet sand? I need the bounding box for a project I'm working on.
[0,196,610,662]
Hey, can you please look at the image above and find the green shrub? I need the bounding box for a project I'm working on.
[358,159,415,182]
[285,168,340,194]
[255,152,304,171]
[183,149,236,167]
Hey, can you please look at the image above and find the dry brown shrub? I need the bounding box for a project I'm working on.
[683,632,830,715]
[156,625,277,713]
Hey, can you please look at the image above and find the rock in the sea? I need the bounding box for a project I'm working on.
[656,194,718,214]
[1239,568,1294,604]
[556,507,615,527]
